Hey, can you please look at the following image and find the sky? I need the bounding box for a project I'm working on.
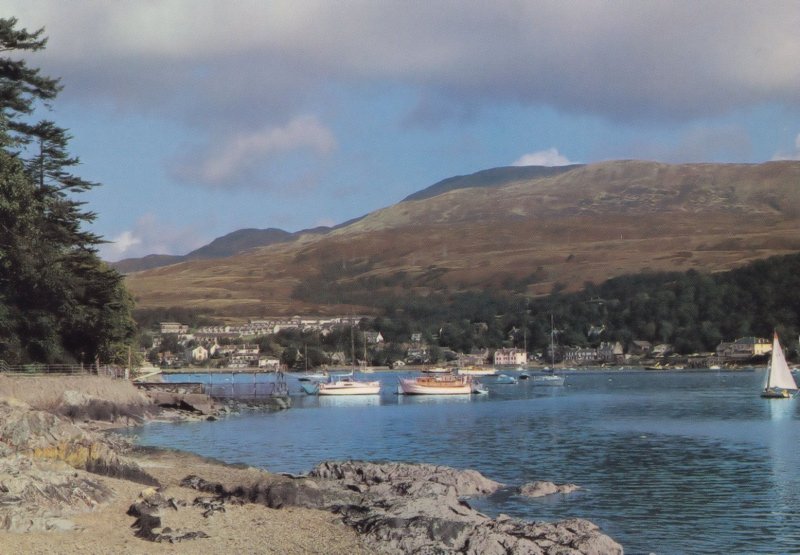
[5,1,800,261]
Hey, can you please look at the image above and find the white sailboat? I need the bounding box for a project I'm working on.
[318,323,380,396]
[533,315,565,386]
[761,331,798,399]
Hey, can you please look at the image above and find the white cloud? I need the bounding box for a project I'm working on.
[98,214,207,261]
[513,148,574,167]
[169,116,336,187]
[771,134,800,161]
[101,230,141,260]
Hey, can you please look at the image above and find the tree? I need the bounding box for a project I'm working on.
[0,17,136,364]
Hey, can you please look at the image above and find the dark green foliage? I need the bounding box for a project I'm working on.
[132,307,221,331]
[292,253,800,360]
[0,17,135,364]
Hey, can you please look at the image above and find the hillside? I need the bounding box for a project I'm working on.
[124,160,800,319]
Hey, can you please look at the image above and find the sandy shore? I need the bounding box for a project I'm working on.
[0,375,367,554]
[2,448,368,555]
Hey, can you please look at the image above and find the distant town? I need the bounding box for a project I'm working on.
[146,317,779,371]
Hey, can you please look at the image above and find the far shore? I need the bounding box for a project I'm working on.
[151,361,765,377]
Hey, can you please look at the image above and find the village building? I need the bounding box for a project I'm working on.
[629,340,653,357]
[715,336,772,359]
[160,322,189,335]
[597,341,625,363]
[563,346,598,364]
[258,357,281,370]
[493,348,527,366]
[364,331,384,344]
[184,345,209,363]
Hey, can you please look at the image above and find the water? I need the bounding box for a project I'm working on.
[129,370,800,554]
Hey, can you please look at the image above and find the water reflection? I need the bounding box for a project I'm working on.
[317,395,381,408]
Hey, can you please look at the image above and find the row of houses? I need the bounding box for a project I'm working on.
[160,343,280,370]
[165,316,367,340]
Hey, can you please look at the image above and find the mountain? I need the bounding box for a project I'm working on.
[184,228,293,259]
[402,164,582,202]
[124,160,800,319]
[114,228,303,273]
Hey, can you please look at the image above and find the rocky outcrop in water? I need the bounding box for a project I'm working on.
[519,481,582,498]
[181,460,623,554]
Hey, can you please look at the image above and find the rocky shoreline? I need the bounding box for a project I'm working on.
[0,376,622,553]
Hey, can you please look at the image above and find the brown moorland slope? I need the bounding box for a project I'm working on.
[125,160,800,319]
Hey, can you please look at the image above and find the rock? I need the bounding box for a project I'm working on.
[184,460,622,554]
[128,487,204,543]
[309,460,504,496]
[0,454,111,532]
[0,399,158,486]
[519,480,582,497]
[145,391,218,415]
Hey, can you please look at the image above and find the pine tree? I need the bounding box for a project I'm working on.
[0,17,135,365]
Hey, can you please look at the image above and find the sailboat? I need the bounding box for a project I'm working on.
[760,331,798,399]
[318,322,380,396]
[533,315,565,386]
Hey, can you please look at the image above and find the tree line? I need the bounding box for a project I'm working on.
[0,18,135,365]
[288,253,800,362]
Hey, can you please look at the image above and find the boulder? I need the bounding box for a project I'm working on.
[519,480,582,497]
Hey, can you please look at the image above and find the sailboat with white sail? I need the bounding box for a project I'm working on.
[761,331,798,399]
[533,315,565,386]
[318,322,380,396]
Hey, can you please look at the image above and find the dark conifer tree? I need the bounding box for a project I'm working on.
[0,17,135,365]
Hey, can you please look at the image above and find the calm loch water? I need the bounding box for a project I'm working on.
[130,370,800,554]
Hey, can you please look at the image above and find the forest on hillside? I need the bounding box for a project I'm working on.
[141,252,800,367]
[288,252,800,360]
[0,18,135,365]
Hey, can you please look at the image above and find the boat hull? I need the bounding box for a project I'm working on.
[531,374,565,386]
[457,367,497,376]
[317,380,380,395]
[761,387,794,399]
[398,376,472,395]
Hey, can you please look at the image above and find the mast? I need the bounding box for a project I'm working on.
[550,314,555,368]
[350,321,355,373]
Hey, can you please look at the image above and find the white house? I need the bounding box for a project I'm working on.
[160,322,189,335]
[185,345,209,363]
[493,348,527,366]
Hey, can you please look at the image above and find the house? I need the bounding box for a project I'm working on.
[410,333,423,343]
[258,357,281,370]
[364,331,384,344]
[493,348,527,366]
[184,345,209,363]
[629,340,652,356]
[457,349,489,366]
[406,347,429,363]
[563,346,598,364]
[210,344,237,357]
[652,343,673,357]
[716,337,771,359]
[597,341,624,363]
[160,322,189,335]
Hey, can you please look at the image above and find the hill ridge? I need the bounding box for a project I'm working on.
[124,160,800,318]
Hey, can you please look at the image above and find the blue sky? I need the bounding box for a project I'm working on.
[7,1,800,261]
